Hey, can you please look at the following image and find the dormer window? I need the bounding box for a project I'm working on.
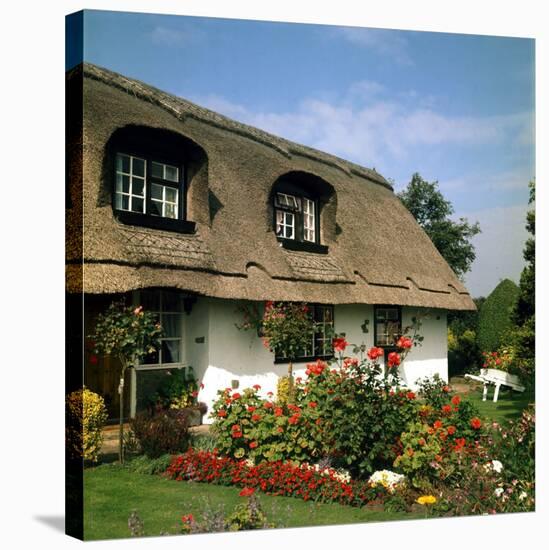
[274,192,318,243]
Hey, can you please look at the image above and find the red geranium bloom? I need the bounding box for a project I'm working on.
[433,420,443,430]
[442,385,450,393]
[406,391,416,400]
[367,347,384,361]
[308,401,318,408]
[332,337,348,352]
[239,487,255,497]
[191,391,198,398]
[264,402,274,409]
[442,404,452,414]
[200,383,205,389]
[275,407,283,417]
[387,352,401,368]
[276,426,284,433]
[288,414,300,425]
[396,336,413,349]
[247,406,257,413]
[249,441,258,449]
[470,417,482,430]
[251,414,261,422]
[217,410,227,418]
[181,514,194,523]
[447,425,456,435]
[232,392,241,400]
[451,395,461,406]
[253,384,261,390]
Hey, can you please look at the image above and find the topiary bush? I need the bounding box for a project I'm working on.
[477,279,519,352]
[66,387,109,462]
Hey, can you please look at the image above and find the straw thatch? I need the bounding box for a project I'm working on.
[66,63,475,310]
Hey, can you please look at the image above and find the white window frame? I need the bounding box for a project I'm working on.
[303,198,316,242]
[115,153,146,213]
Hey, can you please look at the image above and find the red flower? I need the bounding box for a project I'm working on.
[232,392,241,400]
[264,402,274,409]
[447,425,456,435]
[418,437,426,446]
[249,441,258,449]
[406,391,416,400]
[470,417,482,430]
[396,336,413,349]
[387,352,401,368]
[247,406,257,413]
[451,395,461,406]
[239,487,255,497]
[191,391,198,398]
[276,426,284,433]
[251,414,261,422]
[89,354,99,365]
[275,407,283,417]
[433,420,443,430]
[308,401,318,408]
[217,410,227,418]
[442,385,450,393]
[367,347,384,361]
[200,383,205,389]
[288,414,300,425]
[253,384,261,390]
[442,404,452,414]
[181,514,194,523]
[332,337,348,352]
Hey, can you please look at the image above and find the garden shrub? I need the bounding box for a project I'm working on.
[225,491,274,531]
[149,367,200,410]
[125,453,175,475]
[276,376,292,405]
[448,328,481,376]
[66,387,108,462]
[477,279,519,352]
[130,409,191,458]
[502,317,535,388]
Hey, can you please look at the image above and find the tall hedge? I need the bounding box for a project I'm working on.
[477,279,519,352]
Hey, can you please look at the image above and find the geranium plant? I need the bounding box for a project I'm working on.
[90,299,163,463]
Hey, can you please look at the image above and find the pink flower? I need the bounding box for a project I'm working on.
[253,384,261,390]
[133,305,143,315]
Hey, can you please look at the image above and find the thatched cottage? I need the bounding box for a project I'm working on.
[66,63,475,421]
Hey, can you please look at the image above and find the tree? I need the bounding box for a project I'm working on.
[90,301,163,463]
[398,173,480,279]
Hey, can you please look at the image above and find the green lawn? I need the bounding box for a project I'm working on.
[84,464,419,540]
[462,385,534,424]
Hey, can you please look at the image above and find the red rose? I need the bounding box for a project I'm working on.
[451,395,461,406]
[275,407,283,417]
[264,402,274,409]
[239,487,255,497]
[387,352,401,368]
[442,385,450,393]
[277,426,284,433]
[332,337,348,353]
[367,347,384,361]
[249,441,258,449]
[217,410,227,418]
[442,404,452,414]
[200,383,205,389]
[253,384,261,390]
[191,391,198,398]
[232,392,241,400]
[470,417,482,430]
[396,336,413,349]
[247,406,257,413]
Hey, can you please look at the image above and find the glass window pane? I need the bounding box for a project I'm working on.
[162,340,180,364]
[117,153,130,173]
[163,291,182,312]
[162,314,182,337]
[165,187,178,203]
[132,197,144,213]
[121,175,130,193]
[387,308,399,320]
[151,161,163,179]
[141,290,160,311]
[115,193,123,209]
[121,195,129,210]
[116,173,123,192]
[151,183,163,200]
[165,204,177,219]
[132,157,145,177]
[165,165,179,182]
[150,200,162,216]
[142,349,159,365]
[132,178,144,197]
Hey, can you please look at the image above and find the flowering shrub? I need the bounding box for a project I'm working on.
[165,449,384,507]
[481,350,513,372]
[368,470,406,493]
[149,368,202,410]
[66,387,108,462]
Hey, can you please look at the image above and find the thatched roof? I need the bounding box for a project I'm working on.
[66,63,475,310]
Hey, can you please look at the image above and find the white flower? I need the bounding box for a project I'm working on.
[494,488,504,498]
[519,491,528,501]
[491,460,503,473]
[368,470,406,493]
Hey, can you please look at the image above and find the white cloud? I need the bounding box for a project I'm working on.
[442,169,533,194]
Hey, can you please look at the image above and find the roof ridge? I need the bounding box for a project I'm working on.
[75,62,392,190]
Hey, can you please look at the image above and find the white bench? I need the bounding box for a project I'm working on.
[465,368,525,402]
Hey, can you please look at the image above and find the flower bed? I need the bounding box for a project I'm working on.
[165,450,386,507]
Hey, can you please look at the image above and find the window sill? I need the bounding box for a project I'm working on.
[114,210,196,234]
[277,237,329,254]
[274,355,334,365]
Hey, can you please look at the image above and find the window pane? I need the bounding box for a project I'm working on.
[165,187,178,203]
[120,175,130,193]
[116,153,130,173]
[165,165,179,182]
[132,178,144,197]
[165,204,177,219]
[387,308,399,320]
[132,157,145,177]
[141,290,160,311]
[163,291,183,312]
[151,161,163,179]
[151,183,163,200]
[142,349,160,365]
[115,193,123,209]
[150,200,162,216]
[121,195,129,210]
[162,314,182,337]
[132,197,144,213]
[162,340,180,364]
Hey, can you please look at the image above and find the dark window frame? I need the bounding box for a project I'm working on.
[112,149,196,234]
[274,303,335,364]
[373,305,402,349]
[272,180,323,250]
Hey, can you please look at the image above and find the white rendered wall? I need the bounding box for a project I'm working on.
[189,299,448,422]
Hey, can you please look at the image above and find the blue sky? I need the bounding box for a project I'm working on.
[75,9,535,297]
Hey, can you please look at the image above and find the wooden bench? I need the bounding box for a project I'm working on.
[465,368,525,402]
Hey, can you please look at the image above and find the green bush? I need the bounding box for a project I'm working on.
[477,279,519,352]
[66,387,108,462]
[448,328,481,376]
[503,317,535,388]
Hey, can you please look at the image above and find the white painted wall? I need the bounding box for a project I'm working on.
[186,298,448,422]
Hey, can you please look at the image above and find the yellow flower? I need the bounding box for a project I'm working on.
[416,495,437,505]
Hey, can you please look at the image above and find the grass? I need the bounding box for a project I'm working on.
[461,384,534,424]
[84,463,419,540]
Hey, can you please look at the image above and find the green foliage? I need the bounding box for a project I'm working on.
[66,387,108,463]
[477,279,519,352]
[150,367,199,410]
[276,376,292,405]
[448,328,481,376]
[90,300,163,369]
[190,432,219,453]
[225,494,274,531]
[125,453,175,475]
[416,374,451,410]
[397,173,480,278]
[502,317,535,387]
[130,410,190,458]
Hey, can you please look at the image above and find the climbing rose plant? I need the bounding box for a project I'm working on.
[90,300,163,463]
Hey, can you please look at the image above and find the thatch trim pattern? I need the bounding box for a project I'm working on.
[66,63,475,311]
